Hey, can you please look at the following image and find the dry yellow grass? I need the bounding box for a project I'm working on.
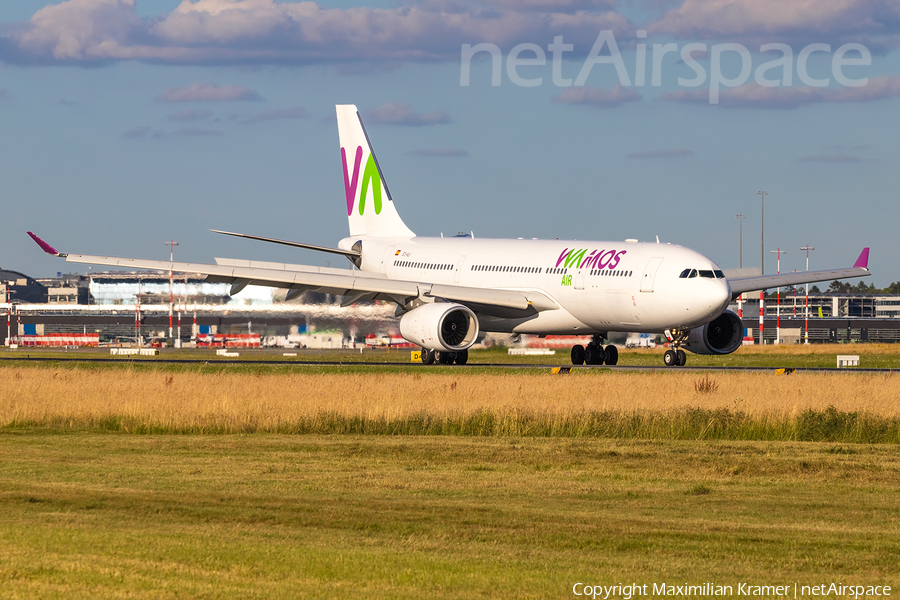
[2,366,898,430]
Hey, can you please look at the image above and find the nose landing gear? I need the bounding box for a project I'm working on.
[663,348,686,367]
[663,329,688,367]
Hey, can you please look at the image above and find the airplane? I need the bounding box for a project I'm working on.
[29,104,871,367]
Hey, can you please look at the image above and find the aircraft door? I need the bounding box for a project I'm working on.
[640,257,664,292]
[380,245,398,275]
[574,268,585,290]
[455,256,467,283]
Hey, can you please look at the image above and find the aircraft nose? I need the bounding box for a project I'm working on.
[696,278,731,317]
[716,279,732,313]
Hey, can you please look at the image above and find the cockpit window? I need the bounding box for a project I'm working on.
[683,268,722,279]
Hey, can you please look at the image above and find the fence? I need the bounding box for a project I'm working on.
[10,333,99,347]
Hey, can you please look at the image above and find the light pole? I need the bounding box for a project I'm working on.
[165,240,179,339]
[177,276,183,346]
[736,214,746,318]
[5,290,15,346]
[757,191,767,344]
[137,278,143,347]
[770,249,786,343]
[801,245,815,344]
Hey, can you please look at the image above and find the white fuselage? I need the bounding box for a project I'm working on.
[340,235,732,335]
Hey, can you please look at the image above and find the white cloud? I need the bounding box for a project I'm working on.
[2,0,634,65]
[17,0,146,61]
[649,0,900,49]
[361,103,452,126]
[156,82,262,102]
[479,0,614,12]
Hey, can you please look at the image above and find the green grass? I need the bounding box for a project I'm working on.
[1,434,898,598]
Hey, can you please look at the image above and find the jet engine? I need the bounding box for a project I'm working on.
[682,310,743,355]
[399,303,479,352]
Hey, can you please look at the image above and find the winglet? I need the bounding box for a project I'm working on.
[853,247,870,269]
[27,232,66,257]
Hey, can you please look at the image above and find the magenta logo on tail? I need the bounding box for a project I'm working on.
[342,145,383,216]
[342,146,362,216]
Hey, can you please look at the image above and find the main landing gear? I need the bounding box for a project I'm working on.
[662,329,688,367]
[420,348,468,366]
[571,334,618,366]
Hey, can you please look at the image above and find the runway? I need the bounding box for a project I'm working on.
[0,355,894,373]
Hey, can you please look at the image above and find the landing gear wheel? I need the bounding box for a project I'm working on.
[455,349,469,365]
[584,344,606,365]
[664,349,677,367]
[676,349,687,367]
[438,351,456,365]
[571,344,585,366]
[604,345,618,366]
[421,348,435,365]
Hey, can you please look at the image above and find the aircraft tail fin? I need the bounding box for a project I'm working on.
[337,104,415,238]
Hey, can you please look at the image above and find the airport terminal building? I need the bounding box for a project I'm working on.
[2,269,397,346]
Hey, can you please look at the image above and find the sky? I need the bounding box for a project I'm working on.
[1,0,898,285]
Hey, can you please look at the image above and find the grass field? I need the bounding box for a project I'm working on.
[2,356,898,597]
[1,434,898,599]
[3,365,900,441]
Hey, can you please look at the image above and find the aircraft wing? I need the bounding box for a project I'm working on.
[728,248,870,298]
[27,233,556,314]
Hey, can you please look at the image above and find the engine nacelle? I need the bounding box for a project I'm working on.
[682,310,744,355]
[399,303,480,352]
